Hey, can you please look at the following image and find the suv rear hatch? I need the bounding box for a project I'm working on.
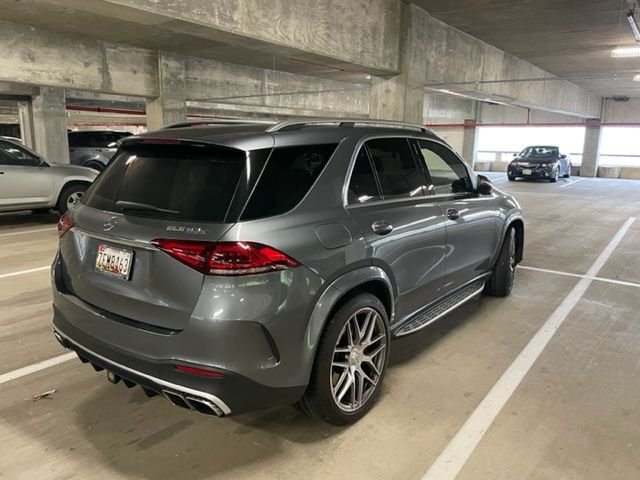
[58,141,247,332]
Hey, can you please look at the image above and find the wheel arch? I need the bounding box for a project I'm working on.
[301,266,394,382]
[506,217,525,264]
[56,180,92,207]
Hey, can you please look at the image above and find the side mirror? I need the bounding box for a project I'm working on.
[476,175,493,195]
[513,153,517,157]
[560,154,567,159]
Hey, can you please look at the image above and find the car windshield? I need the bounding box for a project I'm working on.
[520,147,559,158]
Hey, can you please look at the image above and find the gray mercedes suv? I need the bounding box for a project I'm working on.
[52,119,524,425]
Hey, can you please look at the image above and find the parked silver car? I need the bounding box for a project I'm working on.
[0,137,98,214]
[52,119,524,425]
[68,130,132,171]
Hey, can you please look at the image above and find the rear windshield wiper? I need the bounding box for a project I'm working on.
[115,200,180,215]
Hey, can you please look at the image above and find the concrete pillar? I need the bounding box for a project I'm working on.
[17,100,35,149]
[369,3,427,123]
[145,52,187,130]
[462,119,479,168]
[32,87,69,163]
[581,118,602,177]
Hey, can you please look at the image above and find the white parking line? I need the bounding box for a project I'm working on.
[560,178,585,188]
[520,265,640,289]
[0,227,56,237]
[422,216,636,480]
[0,266,50,279]
[0,353,76,386]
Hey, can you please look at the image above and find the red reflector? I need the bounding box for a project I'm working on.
[57,213,74,237]
[151,240,300,276]
[175,364,224,378]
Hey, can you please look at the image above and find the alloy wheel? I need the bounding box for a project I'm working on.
[67,191,83,210]
[330,307,387,413]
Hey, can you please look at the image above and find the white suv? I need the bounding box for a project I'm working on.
[0,137,98,214]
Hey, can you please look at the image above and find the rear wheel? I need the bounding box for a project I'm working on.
[485,227,516,297]
[57,184,88,214]
[563,164,571,178]
[296,293,390,425]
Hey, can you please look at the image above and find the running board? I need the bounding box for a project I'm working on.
[393,280,485,337]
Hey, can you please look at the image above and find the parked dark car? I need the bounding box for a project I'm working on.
[507,146,571,182]
[52,119,524,425]
[68,130,132,171]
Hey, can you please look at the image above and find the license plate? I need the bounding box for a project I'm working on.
[95,244,133,280]
[523,169,532,175]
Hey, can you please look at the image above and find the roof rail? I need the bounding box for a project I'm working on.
[161,119,276,130]
[265,118,432,133]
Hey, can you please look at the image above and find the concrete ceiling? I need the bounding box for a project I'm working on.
[413,0,640,97]
[0,0,379,84]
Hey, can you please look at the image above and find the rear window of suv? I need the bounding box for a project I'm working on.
[83,143,245,222]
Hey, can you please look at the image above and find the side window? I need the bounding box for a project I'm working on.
[241,143,338,220]
[417,140,473,195]
[68,133,91,148]
[347,148,381,204]
[366,138,425,199]
[0,141,40,167]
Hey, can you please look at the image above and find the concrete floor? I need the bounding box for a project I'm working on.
[1,174,640,479]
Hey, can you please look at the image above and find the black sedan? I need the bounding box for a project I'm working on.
[507,146,572,182]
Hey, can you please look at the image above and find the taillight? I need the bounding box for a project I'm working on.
[57,213,74,237]
[151,239,300,276]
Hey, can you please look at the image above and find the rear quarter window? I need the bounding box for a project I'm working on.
[240,143,338,220]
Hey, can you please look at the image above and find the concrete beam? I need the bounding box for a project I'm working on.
[98,0,400,74]
[185,56,369,116]
[421,13,602,118]
[0,21,158,97]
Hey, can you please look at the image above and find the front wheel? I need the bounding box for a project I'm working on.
[485,227,517,297]
[508,175,516,181]
[57,184,88,214]
[550,169,559,183]
[296,293,390,425]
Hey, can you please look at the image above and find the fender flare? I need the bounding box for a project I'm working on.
[300,266,394,381]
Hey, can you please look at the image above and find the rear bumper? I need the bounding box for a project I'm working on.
[51,253,311,415]
[52,326,230,415]
[52,308,306,415]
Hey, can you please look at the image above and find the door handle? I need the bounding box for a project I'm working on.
[371,221,394,236]
[446,208,460,220]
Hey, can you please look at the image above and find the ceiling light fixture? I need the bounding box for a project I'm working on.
[634,74,640,81]
[628,9,640,42]
[611,46,640,57]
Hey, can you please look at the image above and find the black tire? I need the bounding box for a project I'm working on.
[485,227,516,297]
[508,175,516,181]
[550,168,559,183]
[56,184,88,214]
[563,165,571,178]
[296,293,390,425]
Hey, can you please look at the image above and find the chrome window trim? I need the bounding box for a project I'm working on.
[342,134,474,208]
